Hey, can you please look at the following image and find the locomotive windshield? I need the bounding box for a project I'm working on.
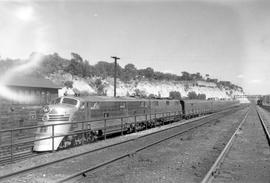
[50,98,61,104]
[62,98,78,106]
[50,97,78,106]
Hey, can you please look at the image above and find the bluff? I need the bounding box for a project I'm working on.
[48,72,244,100]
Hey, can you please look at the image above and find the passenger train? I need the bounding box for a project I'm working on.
[33,95,239,151]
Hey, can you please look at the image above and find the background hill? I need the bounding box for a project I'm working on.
[0,52,244,100]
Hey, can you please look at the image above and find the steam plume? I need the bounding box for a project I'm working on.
[0,53,44,103]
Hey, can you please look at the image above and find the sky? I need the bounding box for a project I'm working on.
[0,0,270,95]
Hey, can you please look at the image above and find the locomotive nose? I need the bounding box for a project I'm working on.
[41,105,50,113]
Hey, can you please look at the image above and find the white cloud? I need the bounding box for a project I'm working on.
[237,74,244,78]
[15,6,35,22]
[249,79,262,83]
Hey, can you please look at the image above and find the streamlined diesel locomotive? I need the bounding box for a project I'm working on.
[33,96,239,151]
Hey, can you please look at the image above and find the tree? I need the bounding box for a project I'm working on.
[95,78,106,95]
[64,81,73,88]
[94,61,123,79]
[121,63,137,81]
[143,67,154,79]
[169,91,181,99]
[134,89,147,97]
[181,71,192,80]
[40,53,69,74]
[153,71,164,80]
[197,93,206,100]
[195,72,203,80]
[188,91,197,99]
[64,53,85,77]
[148,94,156,98]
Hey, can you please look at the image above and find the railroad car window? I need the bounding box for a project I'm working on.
[140,101,145,107]
[62,98,78,106]
[90,102,100,109]
[104,113,109,118]
[120,102,126,109]
[153,101,159,106]
[166,101,170,105]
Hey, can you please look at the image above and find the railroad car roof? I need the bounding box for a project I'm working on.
[63,95,179,102]
[181,99,236,104]
[181,100,213,104]
[5,76,62,89]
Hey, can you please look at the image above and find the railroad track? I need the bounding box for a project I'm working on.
[256,107,270,146]
[0,105,241,167]
[200,107,249,183]
[57,105,248,183]
[0,143,36,165]
[0,105,247,182]
[200,106,270,183]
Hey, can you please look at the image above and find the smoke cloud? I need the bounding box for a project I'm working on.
[0,53,44,103]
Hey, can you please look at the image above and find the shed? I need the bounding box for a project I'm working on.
[1,76,62,105]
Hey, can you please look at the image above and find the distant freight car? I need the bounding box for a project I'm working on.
[260,95,270,110]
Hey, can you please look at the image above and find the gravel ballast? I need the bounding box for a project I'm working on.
[212,105,270,183]
[78,107,249,183]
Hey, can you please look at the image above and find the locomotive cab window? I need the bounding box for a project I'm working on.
[79,102,85,110]
[62,98,78,106]
[51,97,61,104]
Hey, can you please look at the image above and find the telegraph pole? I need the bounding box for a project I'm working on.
[111,56,120,97]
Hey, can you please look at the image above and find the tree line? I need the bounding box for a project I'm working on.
[0,52,243,92]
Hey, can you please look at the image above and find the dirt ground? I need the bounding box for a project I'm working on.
[212,105,270,183]
[78,107,249,183]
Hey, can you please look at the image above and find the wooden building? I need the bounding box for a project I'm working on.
[1,76,62,105]
[0,77,62,144]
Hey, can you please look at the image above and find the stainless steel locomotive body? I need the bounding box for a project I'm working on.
[33,96,183,151]
[180,100,239,118]
[33,95,239,152]
[33,97,80,151]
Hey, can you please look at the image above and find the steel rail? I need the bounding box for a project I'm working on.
[256,107,270,146]
[57,106,248,183]
[0,105,244,181]
[200,107,250,183]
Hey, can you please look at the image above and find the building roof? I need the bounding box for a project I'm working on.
[5,76,62,89]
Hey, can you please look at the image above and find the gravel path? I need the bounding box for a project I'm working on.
[212,105,270,183]
[78,107,249,183]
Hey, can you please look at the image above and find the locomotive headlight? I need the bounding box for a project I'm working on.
[42,106,50,113]
[42,114,48,122]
